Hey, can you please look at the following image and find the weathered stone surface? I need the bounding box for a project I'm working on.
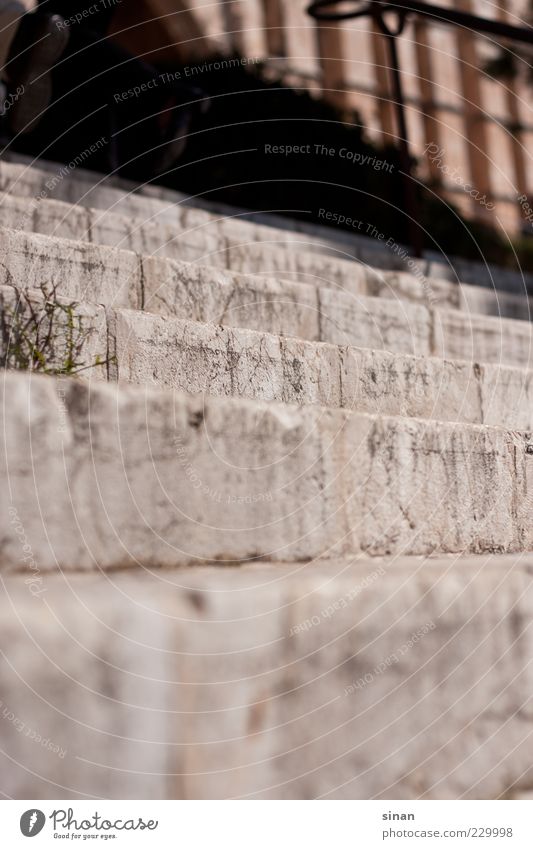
[2,157,531,308]
[0,158,172,220]
[224,241,371,292]
[2,152,533,805]
[3,153,532,296]
[0,284,530,428]
[141,256,322,341]
[0,286,108,380]
[370,270,460,308]
[142,256,438,359]
[0,227,471,365]
[1,556,533,799]
[447,256,532,295]
[4,221,533,373]
[91,205,223,263]
[141,256,434,354]
[1,179,533,333]
[458,282,533,322]
[0,190,92,242]
[113,309,482,421]
[0,570,172,798]
[0,227,141,309]
[480,362,533,431]
[167,556,533,799]
[2,373,533,574]
[3,222,531,371]
[316,286,432,355]
[114,309,533,431]
[2,241,532,427]
[433,308,533,368]
[0,183,373,297]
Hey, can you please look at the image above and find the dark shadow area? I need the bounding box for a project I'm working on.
[5,41,532,272]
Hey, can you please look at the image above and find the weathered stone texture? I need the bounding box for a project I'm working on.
[2,153,533,802]
[0,286,108,380]
[2,373,533,574]
[1,558,533,799]
[2,225,533,377]
[0,227,141,309]
[1,155,531,301]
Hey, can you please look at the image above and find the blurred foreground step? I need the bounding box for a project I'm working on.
[1,555,532,799]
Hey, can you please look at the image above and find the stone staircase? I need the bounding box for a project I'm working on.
[2,154,533,800]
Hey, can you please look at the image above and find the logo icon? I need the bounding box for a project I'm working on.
[20,810,46,837]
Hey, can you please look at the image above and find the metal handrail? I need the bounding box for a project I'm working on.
[307,0,533,256]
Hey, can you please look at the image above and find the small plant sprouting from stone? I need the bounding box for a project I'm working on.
[0,282,113,376]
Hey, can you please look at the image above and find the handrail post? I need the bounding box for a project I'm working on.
[307,0,533,258]
[374,7,424,256]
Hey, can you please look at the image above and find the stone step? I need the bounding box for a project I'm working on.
[2,372,533,573]
[1,226,533,370]
[112,307,533,430]
[5,150,533,294]
[1,158,531,313]
[1,555,532,799]
[0,159,377,267]
[1,185,531,323]
[0,286,109,379]
[3,285,533,430]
